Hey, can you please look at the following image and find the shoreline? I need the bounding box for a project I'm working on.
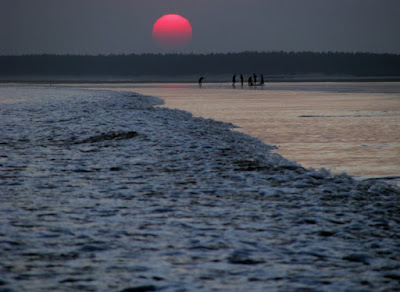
[2,82,399,184]
[100,82,400,182]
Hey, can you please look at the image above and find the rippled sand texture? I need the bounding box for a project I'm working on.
[124,82,400,179]
[1,86,400,291]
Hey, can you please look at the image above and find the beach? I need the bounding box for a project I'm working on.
[0,84,400,291]
[92,82,400,181]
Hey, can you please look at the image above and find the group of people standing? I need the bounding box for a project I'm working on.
[198,74,265,87]
[232,73,264,87]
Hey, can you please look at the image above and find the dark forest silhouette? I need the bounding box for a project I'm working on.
[1,51,400,78]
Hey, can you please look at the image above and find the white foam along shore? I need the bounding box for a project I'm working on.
[1,86,400,291]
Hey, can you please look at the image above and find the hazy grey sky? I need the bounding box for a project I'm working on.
[1,0,400,55]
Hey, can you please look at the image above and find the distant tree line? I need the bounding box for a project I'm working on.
[1,52,399,77]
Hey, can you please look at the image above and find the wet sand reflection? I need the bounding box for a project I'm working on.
[105,82,400,179]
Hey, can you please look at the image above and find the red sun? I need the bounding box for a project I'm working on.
[152,14,192,49]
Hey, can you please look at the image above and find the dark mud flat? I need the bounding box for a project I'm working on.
[0,86,399,292]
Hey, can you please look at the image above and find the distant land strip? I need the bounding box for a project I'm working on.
[1,52,400,78]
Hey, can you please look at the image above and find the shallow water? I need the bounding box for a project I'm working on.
[1,86,400,292]
[97,82,400,181]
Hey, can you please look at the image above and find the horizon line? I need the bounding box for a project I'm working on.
[1,51,400,57]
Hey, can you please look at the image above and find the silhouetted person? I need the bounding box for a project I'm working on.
[253,73,257,85]
[232,74,236,87]
[240,74,244,87]
[260,74,264,85]
[198,76,204,87]
[248,76,253,86]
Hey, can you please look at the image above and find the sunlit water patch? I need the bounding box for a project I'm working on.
[0,86,400,291]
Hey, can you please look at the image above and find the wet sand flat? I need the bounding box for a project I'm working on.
[109,82,400,179]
